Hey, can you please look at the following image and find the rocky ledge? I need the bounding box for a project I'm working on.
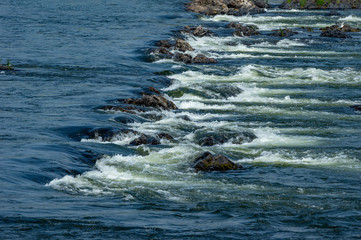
[281,0,361,9]
[320,24,360,38]
[186,0,267,16]
[194,152,243,172]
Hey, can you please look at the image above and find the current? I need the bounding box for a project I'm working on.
[1,0,361,239]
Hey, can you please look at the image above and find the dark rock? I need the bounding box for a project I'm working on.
[204,84,243,98]
[179,115,192,121]
[270,28,298,37]
[320,24,360,33]
[157,133,174,140]
[155,40,173,48]
[154,70,175,76]
[130,134,161,146]
[175,39,194,52]
[174,53,193,64]
[85,128,138,142]
[320,29,351,38]
[0,65,14,71]
[350,105,361,111]
[197,131,257,146]
[148,87,161,95]
[186,0,266,16]
[192,54,218,64]
[151,47,174,57]
[252,0,268,8]
[99,105,139,114]
[325,10,340,16]
[182,25,213,37]
[281,0,361,9]
[120,94,178,111]
[194,152,242,172]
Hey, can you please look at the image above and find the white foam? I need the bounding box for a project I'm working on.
[338,15,361,22]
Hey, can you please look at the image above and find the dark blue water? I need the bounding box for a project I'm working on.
[1,0,361,239]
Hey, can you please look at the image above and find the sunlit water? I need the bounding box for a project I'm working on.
[1,0,361,239]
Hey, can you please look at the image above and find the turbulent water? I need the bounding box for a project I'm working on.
[1,0,361,239]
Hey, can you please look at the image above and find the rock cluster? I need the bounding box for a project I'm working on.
[270,28,298,37]
[181,25,213,37]
[320,24,360,38]
[281,0,361,9]
[194,152,243,172]
[186,0,266,16]
[228,22,260,36]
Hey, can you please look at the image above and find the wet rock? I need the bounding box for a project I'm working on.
[85,128,138,142]
[182,25,213,37]
[99,105,139,114]
[154,70,175,76]
[192,54,218,64]
[130,134,161,146]
[174,53,193,64]
[270,28,298,37]
[252,0,268,8]
[281,0,361,9]
[320,29,351,38]
[0,65,14,71]
[350,105,361,111]
[179,115,192,121]
[228,23,259,37]
[146,86,162,95]
[175,39,194,52]
[186,0,265,16]
[194,152,242,172]
[320,24,360,33]
[325,10,340,16]
[155,40,173,48]
[151,47,174,58]
[204,84,243,98]
[198,131,257,146]
[157,133,174,140]
[120,94,178,111]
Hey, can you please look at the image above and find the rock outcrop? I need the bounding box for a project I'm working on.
[281,0,361,9]
[228,22,260,36]
[186,0,266,16]
[320,24,359,38]
[120,94,178,111]
[181,25,213,37]
[270,28,298,37]
[194,152,243,172]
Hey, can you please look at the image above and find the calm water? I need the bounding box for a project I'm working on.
[1,0,361,239]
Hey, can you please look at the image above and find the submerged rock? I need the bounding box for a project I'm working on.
[130,134,160,145]
[85,128,138,142]
[204,84,243,98]
[157,133,174,140]
[270,28,298,37]
[0,65,14,71]
[325,10,340,16]
[181,25,213,37]
[281,0,361,9]
[194,152,242,172]
[350,105,361,111]
[198,131,257,146]
[186,0,266,16]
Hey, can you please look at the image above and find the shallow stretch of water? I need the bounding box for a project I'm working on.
[1,0,361,239]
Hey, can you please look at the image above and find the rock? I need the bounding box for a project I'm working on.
[270,28,298,37]
[155,40,173,48]
[281,0,361,9]
[350,105,361,111]
[320,24,360,33]
[154,70,175,76]
[157,133,174,140]
[179,115,192,121]
[0,65,14,71]
[194,152,242,172]
[320,29,351,38]
[174,53,193,64]
[120,94,178,111]
[186,0,266,16]
[147,87,162,95]
[130,134,161,145]
[151,47,174,57]
[192,54,218,64]
[197,131,257,146]
[204,84,243,98]
[252,0,268,8]
[182,25,213,37]
[85,128,138,142]
[175,39,194,52]
[325,10,340,16]
[99,105,139,114]
[231,24,260,37]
